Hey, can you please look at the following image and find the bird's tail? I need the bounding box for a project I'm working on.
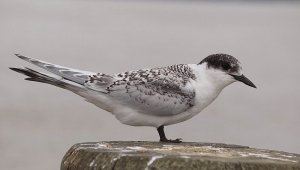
[9,67,75,89]
[13,54,95,85]
[10,54,96,91]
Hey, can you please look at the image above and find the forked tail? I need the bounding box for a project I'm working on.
[10,54,96,90]
[10,67,73,89]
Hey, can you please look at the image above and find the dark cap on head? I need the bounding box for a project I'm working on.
[199,53,240,73]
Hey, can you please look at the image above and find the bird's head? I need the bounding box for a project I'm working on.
[198,53,256,88]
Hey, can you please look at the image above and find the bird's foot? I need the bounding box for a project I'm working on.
[160,138,182,143]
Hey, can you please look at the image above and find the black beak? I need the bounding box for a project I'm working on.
[231,74,257,88]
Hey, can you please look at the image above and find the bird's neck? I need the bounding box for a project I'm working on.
[190,63,233,92]
[188,64,233,113]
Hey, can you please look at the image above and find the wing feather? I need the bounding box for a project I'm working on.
[88,65,196,116]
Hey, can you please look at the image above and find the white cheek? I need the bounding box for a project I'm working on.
[209,69,233,84]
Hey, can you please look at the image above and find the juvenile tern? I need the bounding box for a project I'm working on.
[10,53,256,143]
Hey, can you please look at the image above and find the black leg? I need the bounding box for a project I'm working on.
[157,125,167,141]
[157,125,182,143]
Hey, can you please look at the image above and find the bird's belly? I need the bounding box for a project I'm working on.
[79,91,193,127]
[111,107,197,127]
[110,101,211,127]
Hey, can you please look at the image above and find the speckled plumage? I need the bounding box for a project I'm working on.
[84,65,196,116]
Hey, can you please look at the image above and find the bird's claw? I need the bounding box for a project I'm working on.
[160,138,183,143]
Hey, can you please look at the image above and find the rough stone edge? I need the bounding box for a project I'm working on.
[61,142,300,170]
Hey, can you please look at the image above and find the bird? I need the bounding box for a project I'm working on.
[10,53,256,143]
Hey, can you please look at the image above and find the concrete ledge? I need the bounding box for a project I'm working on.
[61,141,300,170]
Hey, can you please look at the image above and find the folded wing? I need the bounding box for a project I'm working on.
[85,65,196,116]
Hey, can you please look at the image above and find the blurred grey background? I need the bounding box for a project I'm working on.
[1,0,300,169]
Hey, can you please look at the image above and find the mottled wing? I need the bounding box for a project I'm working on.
[84,73,116,93]
[105,65,196,116]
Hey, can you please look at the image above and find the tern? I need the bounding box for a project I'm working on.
[10,53,256,143]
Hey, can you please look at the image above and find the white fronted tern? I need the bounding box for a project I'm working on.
[10,53,256,143]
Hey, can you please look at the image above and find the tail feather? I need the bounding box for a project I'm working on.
[14,54,95,85]
[10,67,69,88]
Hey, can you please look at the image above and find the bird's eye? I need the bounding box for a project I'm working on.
[221,63,231,70]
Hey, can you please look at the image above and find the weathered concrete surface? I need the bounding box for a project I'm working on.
[61,141,300,170]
